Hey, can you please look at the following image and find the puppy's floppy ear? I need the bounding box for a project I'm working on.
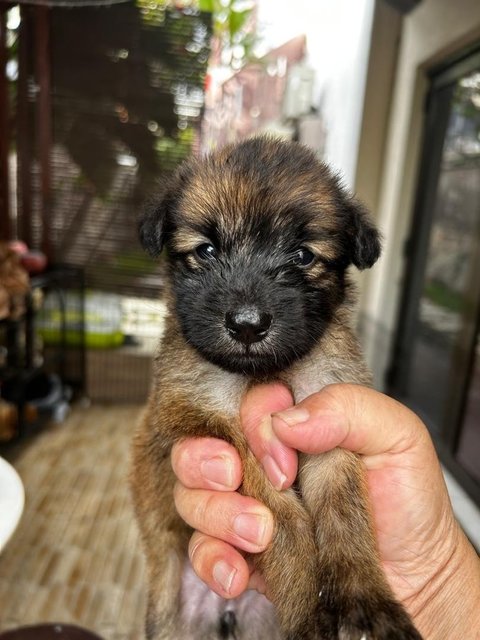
[138,194,171,257]
[138,163,191,257]
[344,198,382,270]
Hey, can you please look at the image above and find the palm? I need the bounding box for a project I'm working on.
[364,446,454,604]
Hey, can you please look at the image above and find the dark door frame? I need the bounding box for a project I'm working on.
[387,46,480,506]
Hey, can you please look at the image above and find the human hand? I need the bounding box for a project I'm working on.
[172,383,480,639]
[172,382,293,597]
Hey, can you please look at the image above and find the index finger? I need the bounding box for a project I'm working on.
[240,383,298,490]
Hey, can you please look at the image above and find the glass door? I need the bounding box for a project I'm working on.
[389,50,480,504]
[457,333,480,484]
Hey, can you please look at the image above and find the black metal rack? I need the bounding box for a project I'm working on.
[0,264,86,440]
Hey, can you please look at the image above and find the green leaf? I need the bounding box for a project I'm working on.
[228,8,250,38]
[198,0,215,12]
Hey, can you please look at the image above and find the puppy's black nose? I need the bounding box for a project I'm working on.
[225,307,272,345]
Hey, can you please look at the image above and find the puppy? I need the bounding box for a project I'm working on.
[131,136,423,640]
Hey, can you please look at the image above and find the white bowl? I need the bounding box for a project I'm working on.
[0,456,25,552]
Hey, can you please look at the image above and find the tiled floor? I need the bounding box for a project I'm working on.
[0,404,146,639]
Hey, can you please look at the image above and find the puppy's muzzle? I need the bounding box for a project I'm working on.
[225,306,272,346]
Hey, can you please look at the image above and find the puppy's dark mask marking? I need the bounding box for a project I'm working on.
[139,137,381,377]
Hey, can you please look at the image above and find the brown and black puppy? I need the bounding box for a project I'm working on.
[131,136,422,640]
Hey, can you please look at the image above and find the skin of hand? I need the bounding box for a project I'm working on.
[171,383,480,640]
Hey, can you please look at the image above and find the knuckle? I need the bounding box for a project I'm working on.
[202,491,223,525]
[189,532,208,564]
[189,536,214,579]
[190,491,224,534]
[189,495,208,529]
[171,439,193,477]
[172,482,188,514]
[319,383,350,410]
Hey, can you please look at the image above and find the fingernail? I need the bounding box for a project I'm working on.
[200,455,234,489]
[213,560,237,595]
[261,454,287,490]
[233,512,270,548]
[272,407,310,427]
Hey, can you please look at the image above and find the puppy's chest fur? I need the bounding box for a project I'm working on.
[190,358,349,417]
[156,311,371,417]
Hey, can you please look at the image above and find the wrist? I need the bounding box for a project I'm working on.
[408,522,480,640]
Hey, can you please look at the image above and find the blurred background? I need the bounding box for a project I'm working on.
[0,0,479,637]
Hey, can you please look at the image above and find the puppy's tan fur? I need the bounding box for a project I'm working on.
[131,137,422,639]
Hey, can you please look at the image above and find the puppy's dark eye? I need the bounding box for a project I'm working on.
[290,247,316,267]
[195,243,217,262]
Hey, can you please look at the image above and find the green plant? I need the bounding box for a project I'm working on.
[137,0,256,67]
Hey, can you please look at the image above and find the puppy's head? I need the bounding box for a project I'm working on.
[140,137,380,377]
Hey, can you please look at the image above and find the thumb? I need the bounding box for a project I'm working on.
[271,383,431,459]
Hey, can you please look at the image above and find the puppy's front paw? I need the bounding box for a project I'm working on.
[318,591,423,640]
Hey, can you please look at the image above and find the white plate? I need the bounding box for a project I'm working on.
[0,456,25,553]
